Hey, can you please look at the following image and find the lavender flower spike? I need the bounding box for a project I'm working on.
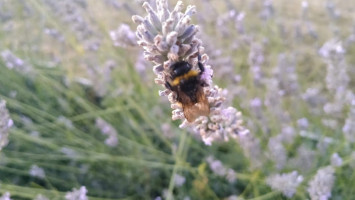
[266,171,304,198]
[65,186,88,200]
[307,166,335,200]
[132,0,248,144]
[0,100,13,150]
[110,24,137,47]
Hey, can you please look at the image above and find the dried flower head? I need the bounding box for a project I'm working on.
[0,100,13,150]
[131,0,248,144]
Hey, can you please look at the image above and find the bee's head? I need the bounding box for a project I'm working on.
[170,61,192,78]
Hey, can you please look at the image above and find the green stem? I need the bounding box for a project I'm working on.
[166,131,187,200]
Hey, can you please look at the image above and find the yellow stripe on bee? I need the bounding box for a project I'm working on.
[172,70,199,86]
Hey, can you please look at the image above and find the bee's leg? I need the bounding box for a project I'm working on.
[165,81,172,90]
[197,54,205,74]
[201,81,208,87]
[197,55,210,87]
[197,54,209,87]
[198,62,205,73]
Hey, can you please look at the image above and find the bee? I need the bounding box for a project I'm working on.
[165,56,210,122]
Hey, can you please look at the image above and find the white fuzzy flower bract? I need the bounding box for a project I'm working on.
[65,186,88,200]
[0,100,13,151]
[266,171,304,198]
[132,0,249,144]
[307,166,335,200]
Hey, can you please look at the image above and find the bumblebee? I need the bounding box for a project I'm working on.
[165,56,210,122]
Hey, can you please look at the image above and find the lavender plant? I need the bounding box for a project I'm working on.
[131,0,249,145]
[0,0,355,199]
[0,100,12,150]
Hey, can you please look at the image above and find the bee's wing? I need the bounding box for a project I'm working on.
[183,88,210,122]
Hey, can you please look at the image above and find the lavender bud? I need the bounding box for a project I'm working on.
[153,64,164,74]
[162,19,174,35]
[132,15,144,24]
[179,25,197,41]
[142,2,162,31]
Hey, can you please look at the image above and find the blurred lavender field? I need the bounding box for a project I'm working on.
[0,0,355,199]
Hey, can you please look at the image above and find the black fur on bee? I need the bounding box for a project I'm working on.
[165,56,210,122]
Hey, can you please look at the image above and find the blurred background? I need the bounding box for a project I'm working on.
[0,0,354,199]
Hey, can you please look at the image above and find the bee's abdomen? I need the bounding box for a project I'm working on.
[180,78,199,103]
